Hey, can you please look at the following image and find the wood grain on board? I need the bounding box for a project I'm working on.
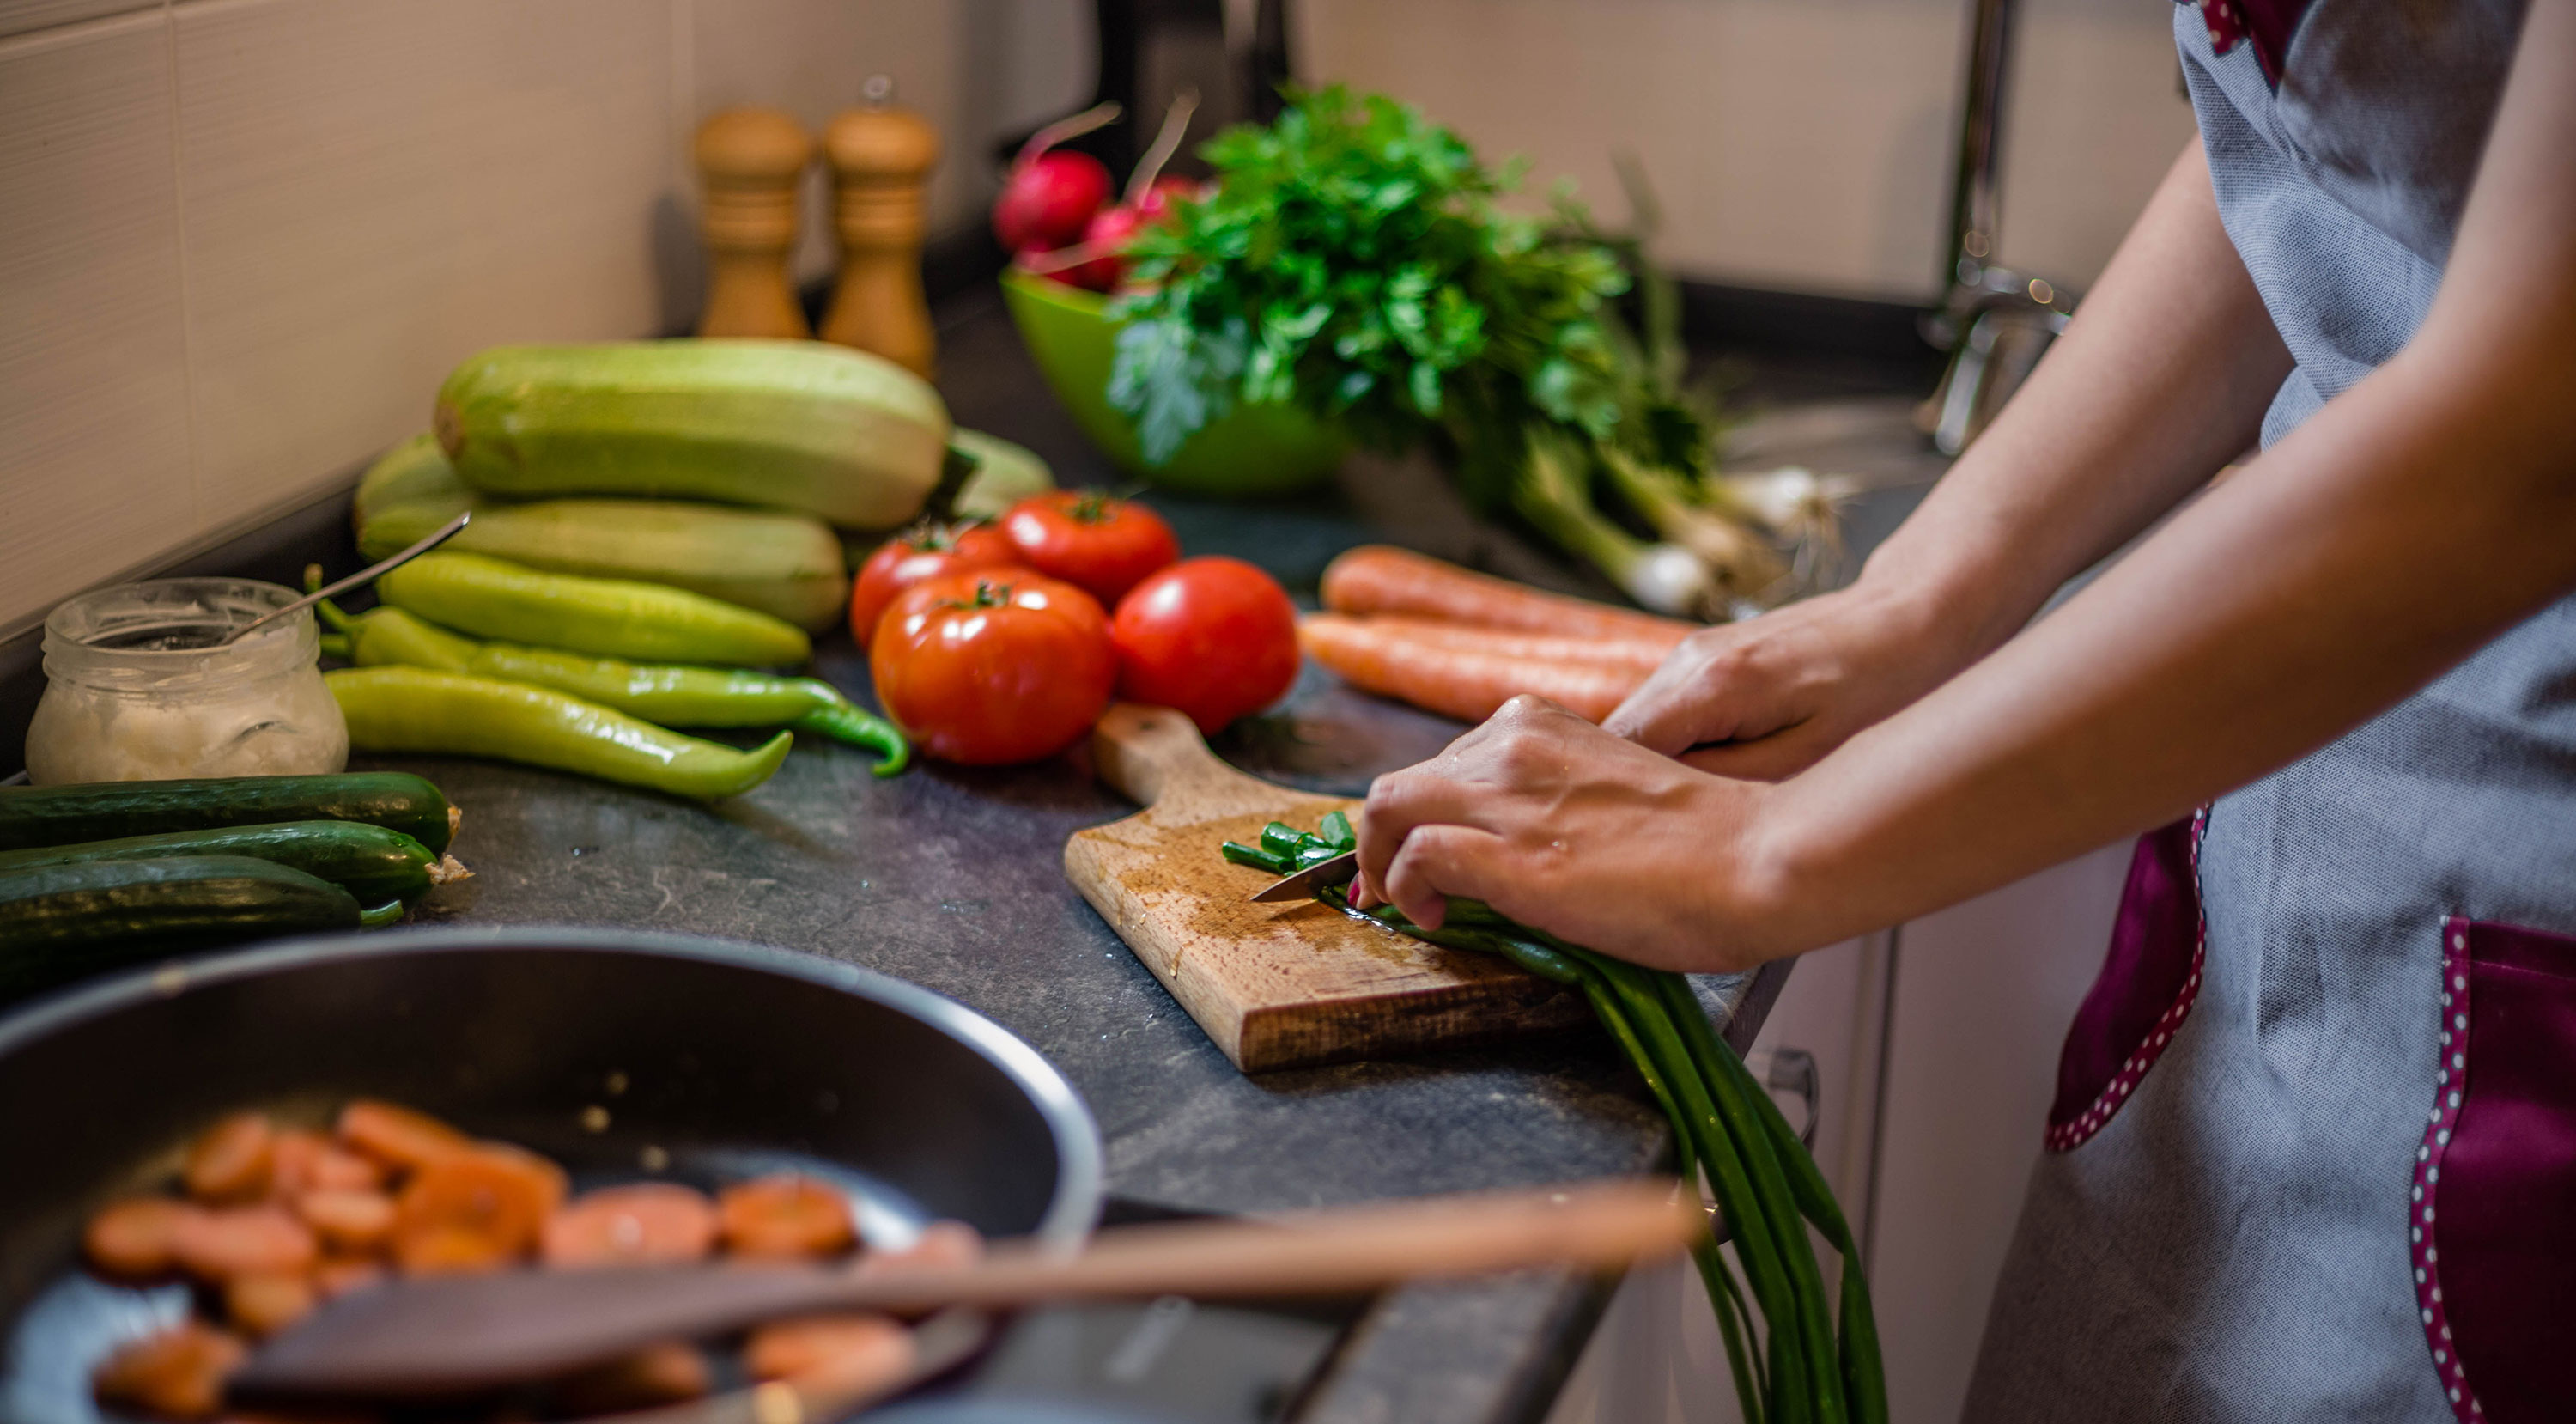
[1065,704,1586,1073]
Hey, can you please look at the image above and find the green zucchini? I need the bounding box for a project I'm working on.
[0,773,454,855]
[355,436,853,631]
[0,856,369,1001]
[949,428,1055,520]
[434,340,951,531]
[0,821,439,907]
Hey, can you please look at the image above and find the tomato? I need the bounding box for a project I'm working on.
[999,492,1179,607]
[869,570,1115,765]
[1109,557,1300,734]
[848,522,1022,648]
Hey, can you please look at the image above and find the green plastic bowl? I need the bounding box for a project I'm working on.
[999,269,1347,499]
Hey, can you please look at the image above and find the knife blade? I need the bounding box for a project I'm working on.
[1249,850,1359,903]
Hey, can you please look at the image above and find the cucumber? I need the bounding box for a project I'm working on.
[355,437,852,631]
[0,773,454,855]
[434,340,951,531]
[0,856,366,1001]
[949,428,1056,520]
[0,820,439,907]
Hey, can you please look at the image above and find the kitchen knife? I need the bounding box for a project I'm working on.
[1249,849,1358,903]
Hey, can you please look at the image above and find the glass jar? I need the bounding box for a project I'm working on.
[24,578,349,784]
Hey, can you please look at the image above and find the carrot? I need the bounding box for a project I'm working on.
[271,1129,385,1196]
[184,1113,276,1204]
[743,1315,914,1390]
[550,1342,713,1415]
[1297,613,1648,723]
[541,1183,718,1268]
[1320,545,1697,648]
[222,1272,316,1338]
[391,1145,567,1274]
[717,1176,857,1260]
[85,1196,203,1279]
[295,1189,396,1254]
[93,1321,246,1420]
[311,1256,386,1300]
[172,1206,319,1283]
[334,1100,470,1176]
[1309,614,1673,676]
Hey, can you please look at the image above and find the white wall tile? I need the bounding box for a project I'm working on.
[690,0,973,283]
[0,0,157,43]
[0,15,197,635]
[173,0,673,526]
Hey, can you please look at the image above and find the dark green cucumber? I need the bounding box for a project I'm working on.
[0,821,438,907]
[0,856,366,1001]
[0,773,453,855]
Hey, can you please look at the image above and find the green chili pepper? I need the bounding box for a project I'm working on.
[377,551,810,668]
[324,605,907,776]
[325,667,791,800]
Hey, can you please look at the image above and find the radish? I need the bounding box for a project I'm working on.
[992,102,1120,254]
[1039,94,1203,292]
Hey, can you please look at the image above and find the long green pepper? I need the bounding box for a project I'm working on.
[320,603,906,776]
[1236,816,1886,1423]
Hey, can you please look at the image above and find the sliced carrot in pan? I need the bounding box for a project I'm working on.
[312,1255,387,1300]
[717,1175,857,1260]
[862,1219,986,1273]
[550,1342,713,1415]
[85,1196,204,1279]
[92,1321,246,1421]
[222,1273,316,1339]
[743,1314,915,1390]
[271,1130,386,1196]
[334,1100,470,1176]
[541,1183,718,1268]
[390,1144,567,1274]
[294,1190,396,1254]
[184,1114,276,1204]
[172,1207,319,1283]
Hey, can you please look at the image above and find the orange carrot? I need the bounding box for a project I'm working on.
[184,1113,276,1204]
[222,1272,316,1338]
[271,1129,386,1196]
[295,1189,396,1254]
[335,1100,471,1176]
[551,1342,713,1414]
[1297,614,1649,724]
[541,1184,719,1268]
[743,1314,914,1390]
[172,1206,319,1283]
[311,1256,386,1300]
[92,1321,245,1420]
[1320,545,1697,648]
[85,1197,203,1279]
[717,1175,857,1260]
[391,1145,567,1274]
[1312,614,1673,676]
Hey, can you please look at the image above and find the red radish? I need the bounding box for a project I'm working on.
[1132,174,1203,223]
[1060,205,1149,291]
[1047,94,1202,292]
[993,103,1121,253]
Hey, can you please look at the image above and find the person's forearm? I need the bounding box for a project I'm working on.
[1857,144,2293,665]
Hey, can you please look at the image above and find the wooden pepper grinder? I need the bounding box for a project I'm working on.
[692,106,815,339]
[822,76,939,378]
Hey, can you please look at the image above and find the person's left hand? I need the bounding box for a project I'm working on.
[1352,696,1795,975]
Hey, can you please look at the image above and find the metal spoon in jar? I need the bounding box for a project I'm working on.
[217,510,471,646]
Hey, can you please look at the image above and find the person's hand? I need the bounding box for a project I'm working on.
[1352,696,1797,974]
[1605,581,1971,780]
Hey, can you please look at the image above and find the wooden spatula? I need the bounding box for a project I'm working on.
[233,1178,1697,1401]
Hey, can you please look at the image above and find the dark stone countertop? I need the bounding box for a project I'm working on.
[40,285,1944,1424]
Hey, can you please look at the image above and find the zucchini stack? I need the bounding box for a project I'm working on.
[0,773,465,1001]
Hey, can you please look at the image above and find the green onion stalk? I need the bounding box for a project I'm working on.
[1224,816,1887,1424]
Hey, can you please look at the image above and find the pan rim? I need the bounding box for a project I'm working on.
[0,922,1105,1251]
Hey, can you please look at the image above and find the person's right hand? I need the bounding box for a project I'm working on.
[1603,581,1979,780]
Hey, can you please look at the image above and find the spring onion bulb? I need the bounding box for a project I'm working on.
[1513,432,1722,620]
[1597,447,1789,604]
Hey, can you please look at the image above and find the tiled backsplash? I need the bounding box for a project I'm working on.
[0,0,999,637]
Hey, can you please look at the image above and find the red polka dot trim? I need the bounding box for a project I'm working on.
[2045,806,2208,1153]
[2415,918,2483,1422]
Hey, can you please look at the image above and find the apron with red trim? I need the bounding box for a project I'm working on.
[1962,1,2564,1418]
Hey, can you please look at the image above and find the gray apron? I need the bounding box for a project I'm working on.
[1962,3,2575,1420]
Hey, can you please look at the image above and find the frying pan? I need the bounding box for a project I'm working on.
[0,926,1104,1422]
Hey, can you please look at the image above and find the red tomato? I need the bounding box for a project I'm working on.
[1109,557,1300,734]
[999,492,1179,607]
[848,522,1022,648]
[869,570,1115,766]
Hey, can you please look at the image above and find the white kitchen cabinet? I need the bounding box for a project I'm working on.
[1545,843,2129,1424]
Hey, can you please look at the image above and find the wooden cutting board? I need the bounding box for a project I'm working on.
[1065,704,1587,1073]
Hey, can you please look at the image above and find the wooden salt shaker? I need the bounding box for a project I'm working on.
[693,106,814,340]
[821,76,940,378]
